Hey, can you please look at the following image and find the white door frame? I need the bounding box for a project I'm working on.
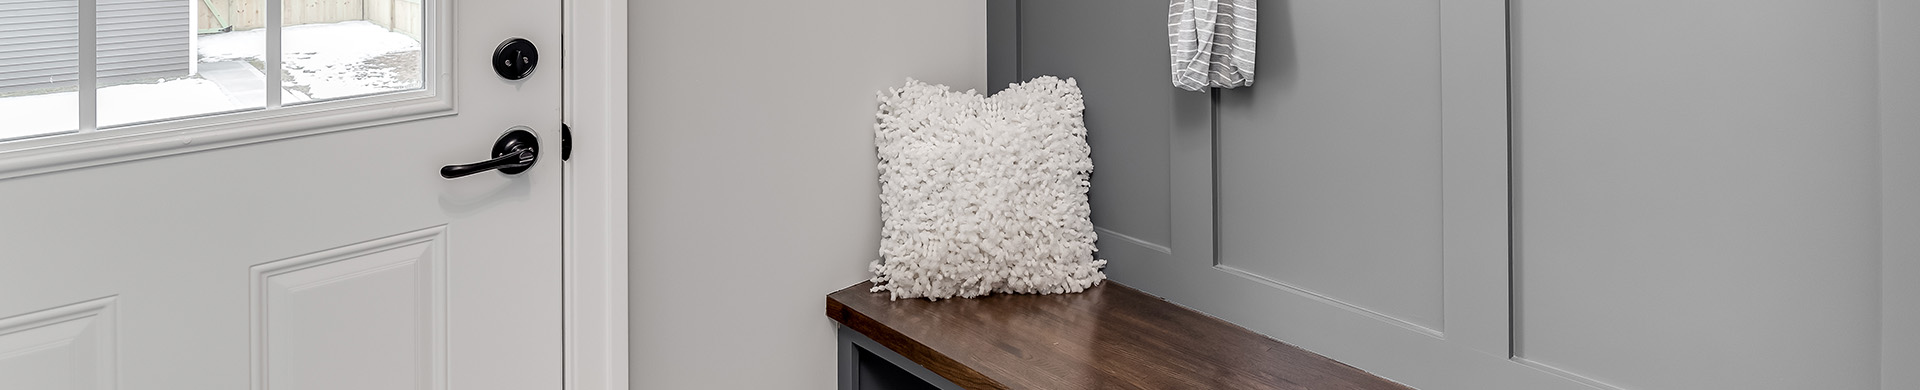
[559,0,627,388]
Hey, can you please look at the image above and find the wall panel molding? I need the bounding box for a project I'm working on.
[1095,226,1171,255]
[1213,265,1445,338]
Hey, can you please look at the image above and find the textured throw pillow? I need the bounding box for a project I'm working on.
[868,76,1106,300]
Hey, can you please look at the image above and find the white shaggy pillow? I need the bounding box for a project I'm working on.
[868,76,1106,300]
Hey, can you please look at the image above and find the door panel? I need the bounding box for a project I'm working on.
[0,0,561,386]
[254,227,446,390]
[0,297,115,390]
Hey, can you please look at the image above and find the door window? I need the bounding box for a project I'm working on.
[1,0,423,142]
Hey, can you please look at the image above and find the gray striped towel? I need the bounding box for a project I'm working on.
[1168,0,1256,91]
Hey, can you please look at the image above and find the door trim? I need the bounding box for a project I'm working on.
[559,0,628,388]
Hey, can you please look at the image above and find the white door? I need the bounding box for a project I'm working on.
[0,0,561,386]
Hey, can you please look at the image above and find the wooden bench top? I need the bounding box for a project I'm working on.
[826,281,1413,390]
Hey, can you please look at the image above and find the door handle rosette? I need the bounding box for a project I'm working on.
[441,127,539,179]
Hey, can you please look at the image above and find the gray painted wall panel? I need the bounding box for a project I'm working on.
[0,0,186,92]
[1214,1,1446,330]
[1513,2,1882,390]
[1017,0,1173,248]
[1885,3,1920,390]
[986,0,1016,95]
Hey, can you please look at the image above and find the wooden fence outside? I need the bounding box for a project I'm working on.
[198,0,420,40]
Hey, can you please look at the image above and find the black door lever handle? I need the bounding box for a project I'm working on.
[442,127,540,179]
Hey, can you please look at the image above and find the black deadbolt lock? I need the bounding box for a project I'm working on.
[492,38,539,80]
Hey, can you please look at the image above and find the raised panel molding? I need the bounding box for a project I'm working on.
[1214,265,1444,338]
[0,296,118,390]
[1094,226,1171,255]
[251,226,447,390]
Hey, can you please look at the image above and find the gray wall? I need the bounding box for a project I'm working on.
[0,0,189,92]
[626,1,984,389]
[1883,2,1920,389]
[1010,1,1909,389]
[1512,2,1881,389]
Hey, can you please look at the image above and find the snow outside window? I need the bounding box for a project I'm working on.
[0,0,424,142]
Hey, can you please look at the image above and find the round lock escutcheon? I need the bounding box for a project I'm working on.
[493,38,539,80]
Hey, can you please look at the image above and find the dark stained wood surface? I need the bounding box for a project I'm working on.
[827,281,1415,390]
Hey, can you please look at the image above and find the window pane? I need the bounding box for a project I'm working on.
[281,0,420,103]
[0,0,80,141]
[96,0,263,128]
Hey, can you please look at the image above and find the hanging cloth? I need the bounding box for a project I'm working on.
[1168,0,1257,92]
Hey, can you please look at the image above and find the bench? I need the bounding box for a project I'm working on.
[826,281,1413,390]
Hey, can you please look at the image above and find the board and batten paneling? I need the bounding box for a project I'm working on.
[1013,0,1568,389]
[1512,2,1882,390]
[0,0,188,92]
[1015,1,1905,389]
[223,0,357,30]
